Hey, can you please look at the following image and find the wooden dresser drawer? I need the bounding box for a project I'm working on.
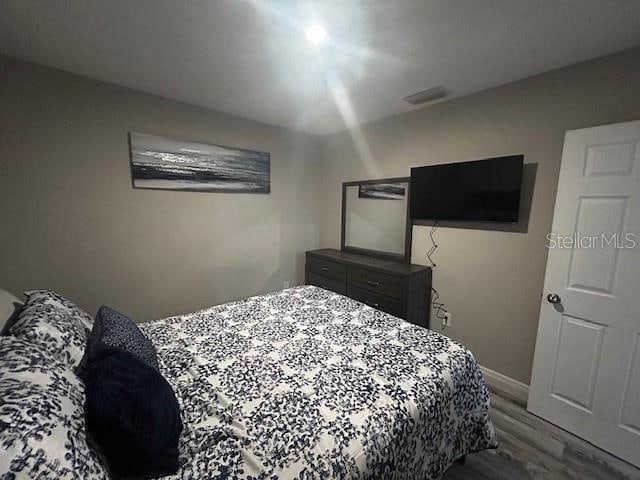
[349,267,404,300]
[347,286,404,317]
[306,271,347,295]
[305,249,431,328]
[307,256,347,283]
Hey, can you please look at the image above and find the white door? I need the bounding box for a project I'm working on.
[528,120,640,467]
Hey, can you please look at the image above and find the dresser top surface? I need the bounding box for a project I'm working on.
[307,248,429,275]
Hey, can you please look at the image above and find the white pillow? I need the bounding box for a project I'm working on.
[0,288,23,334]
[8,290,92,369]
[0,336,108,478]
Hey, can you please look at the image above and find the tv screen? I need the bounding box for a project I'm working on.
[410,155,523,223]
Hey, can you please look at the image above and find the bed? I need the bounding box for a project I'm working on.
[140,285,497,479]
[1,286,497,479]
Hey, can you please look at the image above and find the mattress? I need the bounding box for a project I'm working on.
[139,285,497,479]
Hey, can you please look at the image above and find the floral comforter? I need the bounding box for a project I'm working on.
[139,286,497,479]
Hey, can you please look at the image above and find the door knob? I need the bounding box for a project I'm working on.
[547,293,561,304]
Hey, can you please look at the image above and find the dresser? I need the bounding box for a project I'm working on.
[305,248,432,329]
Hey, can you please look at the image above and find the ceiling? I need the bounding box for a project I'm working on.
[1,0,639,135]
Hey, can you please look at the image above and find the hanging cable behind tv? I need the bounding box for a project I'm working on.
[427,221,450,330]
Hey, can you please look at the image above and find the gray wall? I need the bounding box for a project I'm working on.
[319,46,640,384]
[0,56,323,321]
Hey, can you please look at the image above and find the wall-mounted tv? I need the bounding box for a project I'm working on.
[410,155,523,223]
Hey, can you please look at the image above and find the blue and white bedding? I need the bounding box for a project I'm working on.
[140,285,497,479]
[1,291,107,479]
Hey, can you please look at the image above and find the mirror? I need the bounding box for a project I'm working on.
[341,177,411,262]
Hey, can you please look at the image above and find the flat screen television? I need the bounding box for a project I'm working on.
[410,155,523,223]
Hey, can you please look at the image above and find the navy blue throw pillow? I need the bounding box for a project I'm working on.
[83,345,182,479]
[87,305,159,372]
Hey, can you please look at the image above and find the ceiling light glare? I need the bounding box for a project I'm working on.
[305,25,327,45]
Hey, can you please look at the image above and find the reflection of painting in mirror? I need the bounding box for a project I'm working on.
[358,183,406,200]
[345,181,408,255]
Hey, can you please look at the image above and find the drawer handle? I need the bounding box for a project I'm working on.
[321,267,330,272]
[367,301,379,308]
[366,279,380,287]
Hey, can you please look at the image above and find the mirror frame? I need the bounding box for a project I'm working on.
[341,177,412,263]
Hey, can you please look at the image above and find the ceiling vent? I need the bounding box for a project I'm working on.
[403,86,448,106]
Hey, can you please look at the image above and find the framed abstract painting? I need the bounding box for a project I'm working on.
[129,132,270,193]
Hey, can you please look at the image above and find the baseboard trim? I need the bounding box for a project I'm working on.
[480,365,529,407]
